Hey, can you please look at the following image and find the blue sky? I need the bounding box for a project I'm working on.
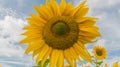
[0,0,120,67]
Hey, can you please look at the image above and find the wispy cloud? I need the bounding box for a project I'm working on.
[0,61,25,65]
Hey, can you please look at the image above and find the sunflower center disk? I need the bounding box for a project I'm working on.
[96,50,102,56]
[43,16,79,50]
[52,22,69,36]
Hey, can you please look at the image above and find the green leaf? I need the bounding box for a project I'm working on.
[33,59,50,67]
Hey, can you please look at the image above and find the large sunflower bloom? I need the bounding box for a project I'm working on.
[93,45,106,60]
[20,0,100,67]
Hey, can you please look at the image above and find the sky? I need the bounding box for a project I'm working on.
[0,0,120,67]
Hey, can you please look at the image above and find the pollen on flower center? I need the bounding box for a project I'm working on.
[42,16,79,50]
[52,22,69,36]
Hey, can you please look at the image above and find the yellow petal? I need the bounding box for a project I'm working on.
[60,0,66,14]
[78,20,96,27]
[63,2,74,16]
[57,50,64,67]
[79,26,100,37]
[23,25,40,30]
[79,31,96,37]
[28,21,44,27]
[64,49,74,67]
[22,29,42,38]
[50,49,60,67]
[80,26,99,31]
[20,35,42,44]
[69,47,82,63]
[33,5,45,19]
[41,47,52,66]
[23,27,43,33]
[73,44,92,63]
[74,7,89,19]
[34,5,51,20]
[78,35,97,44]
[22,31,42,37]
[36,45,49,64]
[32,48,41,58]
[33,6,40,14]
[49,0,61,16]
[40,4,53,20]
[76,17,98,23]
[77,41,85,49]
[71,0,86,17]
[45,0,54,17]
[27,14,46,24]
[25,40,44,54]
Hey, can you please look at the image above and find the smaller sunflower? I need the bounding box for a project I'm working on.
[112,61,119,67]
[93,45,106,60]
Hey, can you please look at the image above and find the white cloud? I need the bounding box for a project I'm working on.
[95,39,106,46]
[0,61,25,65]
[87,0,120,9]
[0,15,35,67]
[72,0,120,9]
[0,16,25,57]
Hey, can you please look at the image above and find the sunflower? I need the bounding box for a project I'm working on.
[112,61,119,67]
[20,0,100,67]
[93,45,106,60]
